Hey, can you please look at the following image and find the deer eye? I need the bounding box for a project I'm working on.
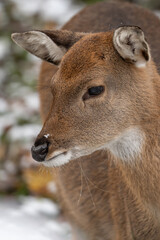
[83,86,104,101]
[88,86,104,95]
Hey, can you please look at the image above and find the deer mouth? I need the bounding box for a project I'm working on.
[42,146,97,167]
[43,150,72,167]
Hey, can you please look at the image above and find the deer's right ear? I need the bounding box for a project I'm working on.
[113,26,150,68]
[11,30,86,65]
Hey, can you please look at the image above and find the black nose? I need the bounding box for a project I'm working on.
[31,137,49,162]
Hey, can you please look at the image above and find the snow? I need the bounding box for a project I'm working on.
[8,124,41,141]
[0,98,8,112]
[4,160,17,174]
[39,0,84,25]
[0,94,41,138]
[23,93,40,111]
[10,0,84,25]
[0,196,71,240]
[0,38,9,60]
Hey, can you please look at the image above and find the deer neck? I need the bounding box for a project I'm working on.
[116,121,160,221]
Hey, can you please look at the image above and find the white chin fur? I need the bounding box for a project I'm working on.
[43,151,72,167]
[106,127,144,163]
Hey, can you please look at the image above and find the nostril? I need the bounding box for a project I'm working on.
[31,140,49,162]
[34,136,49,147]
[32,143,48,154]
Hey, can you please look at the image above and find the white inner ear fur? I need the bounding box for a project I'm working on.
[12,31,66,62]
[106,127,144,163]
[113,27,150,68]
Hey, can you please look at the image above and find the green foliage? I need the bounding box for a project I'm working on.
[14,181,30,196]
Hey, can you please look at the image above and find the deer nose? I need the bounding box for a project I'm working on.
[31,137,49,162]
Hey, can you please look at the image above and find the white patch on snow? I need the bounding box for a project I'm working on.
[20,156,34,168]
[0,96,40,136]
[0,38,9,60]
[10,0,42,16]
[10,0,84,25]
[8,124,41,141]
[0,98,9,112]
[0,196,71,240]
[40,0,84,25]
[23,93,39,111]
[4,161,17,175]
[20,197,59,216]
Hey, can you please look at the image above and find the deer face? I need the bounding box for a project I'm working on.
[12,26,155,167]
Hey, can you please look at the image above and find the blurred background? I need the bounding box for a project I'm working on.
[0,0,160,239]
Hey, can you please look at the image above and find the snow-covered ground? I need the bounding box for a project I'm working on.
[0,196,71,240]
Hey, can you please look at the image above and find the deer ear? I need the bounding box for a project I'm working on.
[11,30,86,65]
[113,26,150,68]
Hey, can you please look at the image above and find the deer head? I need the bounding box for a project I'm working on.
[12,26,159,167]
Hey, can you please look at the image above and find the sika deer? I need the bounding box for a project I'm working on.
[12,1,160,239]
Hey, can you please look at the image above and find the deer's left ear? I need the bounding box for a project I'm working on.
[11,30,86,65]
[113,26,150,68]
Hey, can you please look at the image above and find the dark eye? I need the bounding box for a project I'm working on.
[83,86,104,101]
[88,86,104,95]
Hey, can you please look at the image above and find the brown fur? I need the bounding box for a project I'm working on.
[36,2,160,240]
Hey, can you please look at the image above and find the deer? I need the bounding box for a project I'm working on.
[11,1,160,239]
